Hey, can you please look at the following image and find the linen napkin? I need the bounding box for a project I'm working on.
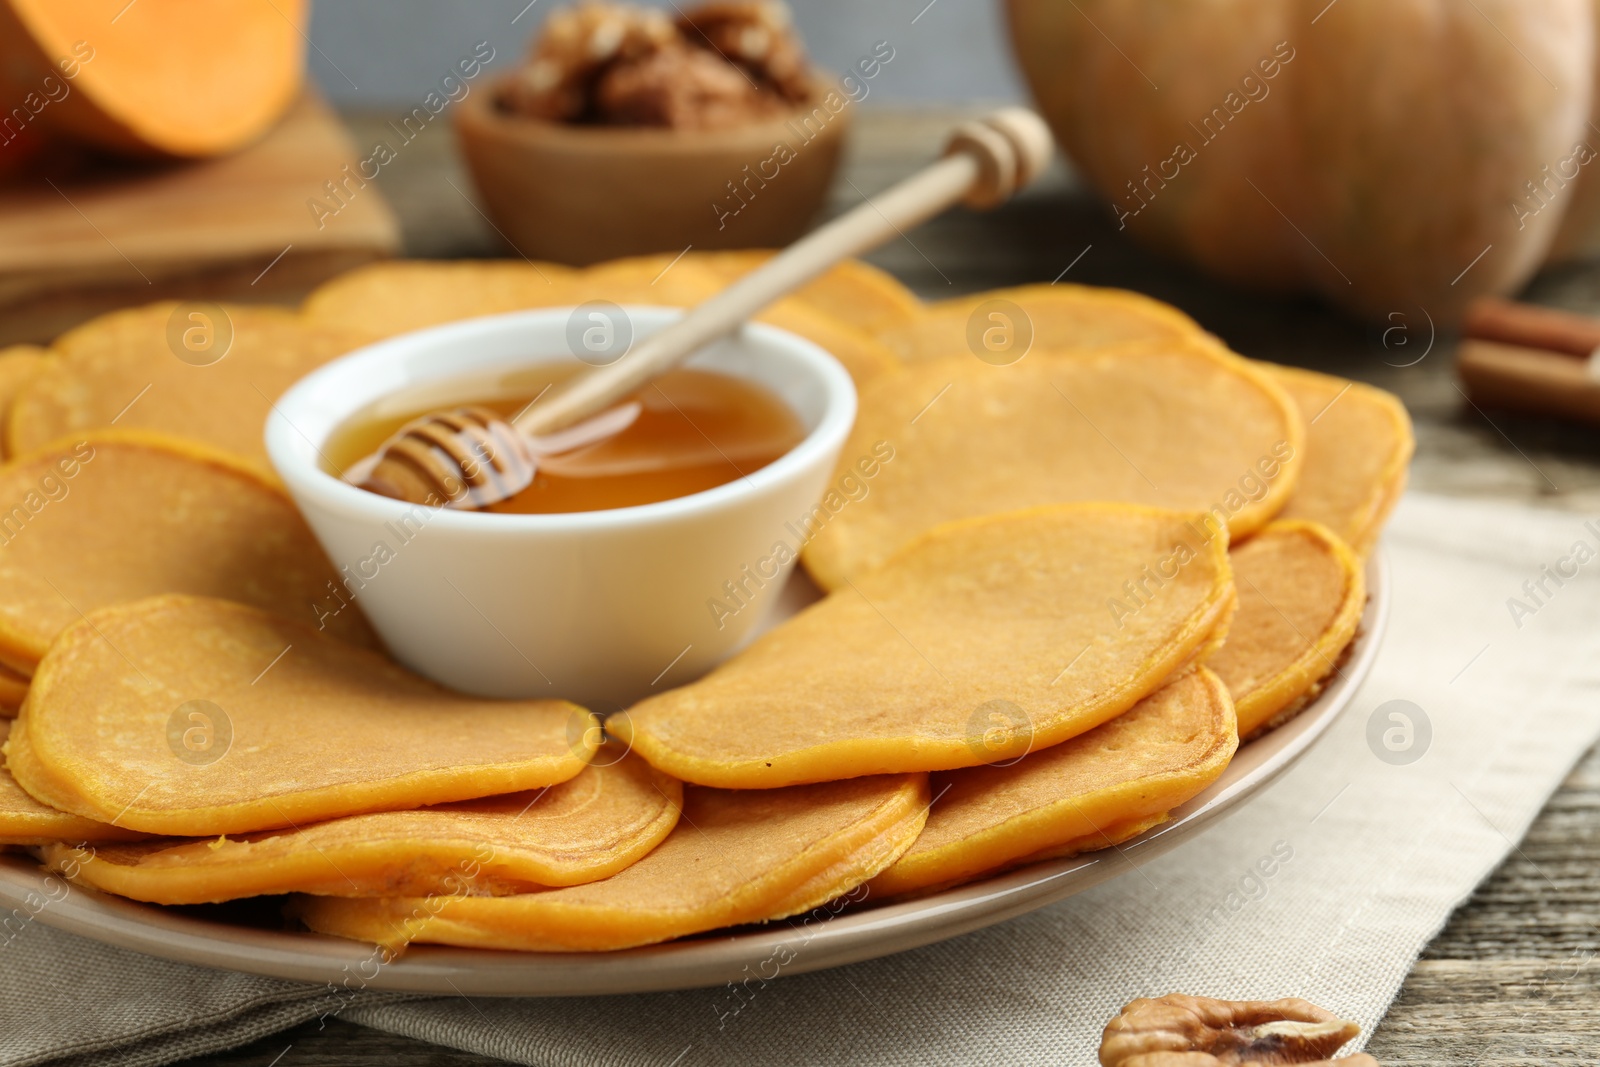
[3,491,1598,1067]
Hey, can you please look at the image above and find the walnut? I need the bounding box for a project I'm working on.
[593,43,781,130]
[676,1,812,102]
[1100,995,1378,1067]
[501,0,813,126]
[500,1,677,121]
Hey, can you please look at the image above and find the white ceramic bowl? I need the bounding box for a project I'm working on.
[266,307,856,711]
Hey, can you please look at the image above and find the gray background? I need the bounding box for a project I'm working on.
[305,0,1026,106]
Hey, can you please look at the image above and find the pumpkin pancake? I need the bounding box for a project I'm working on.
[615,505,1236,789]
[7,595,597,836]
[0,722,147,846]
[0,664,25,716]
[876,283,1206,362]
[291,773,929,953]
[0,345,48,460]
[575,252,725,299]
[750,302,898,387]
[548,256,901,387]
[302,255,700,341]
[299,260,577,342]
[867,668,1237,898]
[685,250,922,335]
[1208,521,1365,739]
[1261,364,1413,557]
[6,304,366,475]
[801,342,1302,591]
[37,749,680,904]
[0,432,376,674]
[1010,812,1171,867]
[302,256,898,386]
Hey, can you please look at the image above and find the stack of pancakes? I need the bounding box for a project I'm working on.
[0,257,1410,952]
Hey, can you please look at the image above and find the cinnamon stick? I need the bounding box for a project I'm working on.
[1458,339,1600,422]
[1463,297,1600,358]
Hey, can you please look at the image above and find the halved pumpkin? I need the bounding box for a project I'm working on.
[0,0,307,158]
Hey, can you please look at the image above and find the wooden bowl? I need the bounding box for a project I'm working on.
[454,76,850,266]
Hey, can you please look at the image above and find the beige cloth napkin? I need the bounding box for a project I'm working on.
[3,491,1598,1067]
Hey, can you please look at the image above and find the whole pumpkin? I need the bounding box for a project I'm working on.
[1006,0,1596,323]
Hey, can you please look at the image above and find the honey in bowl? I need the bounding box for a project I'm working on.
[326,365,807,514]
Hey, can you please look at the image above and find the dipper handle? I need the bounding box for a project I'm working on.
[513,108,1055,437]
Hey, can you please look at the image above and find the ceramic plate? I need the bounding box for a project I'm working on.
[0,554,1388,996]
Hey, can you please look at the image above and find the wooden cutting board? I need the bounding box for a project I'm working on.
[0,93,399,346]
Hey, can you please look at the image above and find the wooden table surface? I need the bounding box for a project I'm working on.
[184,109,1600,1066]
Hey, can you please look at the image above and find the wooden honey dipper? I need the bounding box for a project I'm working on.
[357,107,1054,509]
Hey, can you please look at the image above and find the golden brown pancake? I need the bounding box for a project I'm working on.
[298,260,578,341]
[583,254,901,385]
[291,773,929,953]
[691,250,922,335]
[867,668,1237,898]
[557,255,905,388]
[584,253,901,385]
[801,342,1302,590]
[1261,364,1413,557]
[615,505,1236,789]
[751,301,899,386]
[574,252,729,303]
[0,345,48,460]
[300,256,899,386]
[38,749,680,904]
[6,595,597,836]
[1208,521,1365,738]
[6,304,365,475]
[0,663,25,717]
[876,283,1206,362]
[0,432,376,674]
[0,721,148,845]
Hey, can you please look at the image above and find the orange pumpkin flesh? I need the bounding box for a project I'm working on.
[0,0,307,158]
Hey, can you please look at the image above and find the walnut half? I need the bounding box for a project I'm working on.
[499,0,812,128]
[1100,994,1379,1067]
[676,1,812,102]
[500,2,677,122]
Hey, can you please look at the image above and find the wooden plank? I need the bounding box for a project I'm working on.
[0,94,399,345]
[1366,959,1600,1065]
